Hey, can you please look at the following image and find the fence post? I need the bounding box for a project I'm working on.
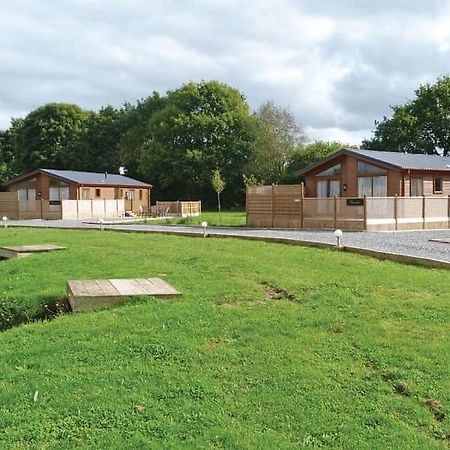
[300,196,304,229]
[271,184,275,228]
[448,195,450,229]
[394,194,398,231]
[76,200,79,220]
[363,195,367,231]
[422,195,426,229]
[334,195,337,229]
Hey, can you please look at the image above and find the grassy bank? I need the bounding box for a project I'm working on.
[0,228,449,448]
[148,210,246,227]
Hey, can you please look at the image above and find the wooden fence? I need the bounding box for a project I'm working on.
[155,201,201,217]
[246,185,450,231]
[0,193,125,220]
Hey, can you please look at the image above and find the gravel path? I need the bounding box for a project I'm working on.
[7,219,450,263]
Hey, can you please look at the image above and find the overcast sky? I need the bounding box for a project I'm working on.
[1,0,450,144]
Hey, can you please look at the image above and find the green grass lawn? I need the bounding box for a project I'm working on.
[0,228,449,449]
[148,210,246,227]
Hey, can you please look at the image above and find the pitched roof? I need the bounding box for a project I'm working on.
[297,148,450,175]
[8,169,152,188]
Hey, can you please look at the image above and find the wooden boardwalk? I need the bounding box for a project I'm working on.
[67,278,181,312]
[0,244,66,259]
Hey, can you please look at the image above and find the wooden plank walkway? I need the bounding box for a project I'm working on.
[0,244,66,259]
[67,278,181,312]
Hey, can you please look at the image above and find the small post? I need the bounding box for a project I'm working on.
[334,195,337,229]
[300,196,304,229]
[271,184,275,228]
[394,194,398,231]
[448,195,450,229]
[99,218,104,231]
[334,229,343,248]
[246,186,248,226]
[201,221,208,237]
[363,195,367,231]
[2,216,8,228]
[422,195,426,229]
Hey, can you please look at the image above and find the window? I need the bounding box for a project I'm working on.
[82,188,90,200]
[410,178,423,196]
[434,178,443,193]
[317,164,341,176]
[95,188,101,198]
[18,188,36,201]
[358,161,387,175]
[139,190,143,200]
[358,176,387,197]
[49,187,69,201]
[317,180,340,197]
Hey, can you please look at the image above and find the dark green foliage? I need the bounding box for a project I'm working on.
[363,76,450,155]
[15,103,91,171]
[138,81,256,205]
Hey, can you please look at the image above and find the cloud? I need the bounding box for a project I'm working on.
[1,0,450,145]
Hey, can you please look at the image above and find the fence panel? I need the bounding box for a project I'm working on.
[424,197,449,229]
[0,192,19,219]
[246,186,273,227]
[303,198,334,229]
[273,186,302,228]
[366,197,396,231]
[397,197,424,230]
[336,198,365,231]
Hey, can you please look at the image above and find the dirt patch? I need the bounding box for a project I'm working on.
[425,398,446,422]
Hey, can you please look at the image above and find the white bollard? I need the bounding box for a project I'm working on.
[201,221,208,238]
[334,229,343,248]
[2,216,7,229]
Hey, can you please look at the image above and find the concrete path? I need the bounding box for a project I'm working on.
[6,219,450,267]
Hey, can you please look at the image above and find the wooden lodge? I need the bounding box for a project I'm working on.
[6,169,152,214]
[297,149,450,198]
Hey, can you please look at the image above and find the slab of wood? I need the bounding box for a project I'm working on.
[67,278,181,312]
[0,244,66,259]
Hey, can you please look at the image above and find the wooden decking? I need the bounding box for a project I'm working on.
[67,278,181,312]
[0,244,66,259]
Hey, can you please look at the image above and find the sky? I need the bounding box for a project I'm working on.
[1,0,450,145]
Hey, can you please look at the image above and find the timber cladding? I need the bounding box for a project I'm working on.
[246,185,303,228]
[0,192,19,219]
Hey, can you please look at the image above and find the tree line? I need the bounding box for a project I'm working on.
[3,76,447,206]
[0,80,345,206]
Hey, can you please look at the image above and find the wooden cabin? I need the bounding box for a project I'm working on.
[298,149,450,197]
[6,169,152,213]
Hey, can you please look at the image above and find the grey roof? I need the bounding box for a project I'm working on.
[298,148,450,175]
[348,149,450,170]
[7,168,152,187]
[41,169,152,187]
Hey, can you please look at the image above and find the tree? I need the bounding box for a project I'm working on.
[211,168,225,212]
[246,101,306,184]
[70,105,129,173]
[0,118,24,189]
[139,81,256,206]
[15,103,91,172]
[282,141,346,183]
[363,76,450,155]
